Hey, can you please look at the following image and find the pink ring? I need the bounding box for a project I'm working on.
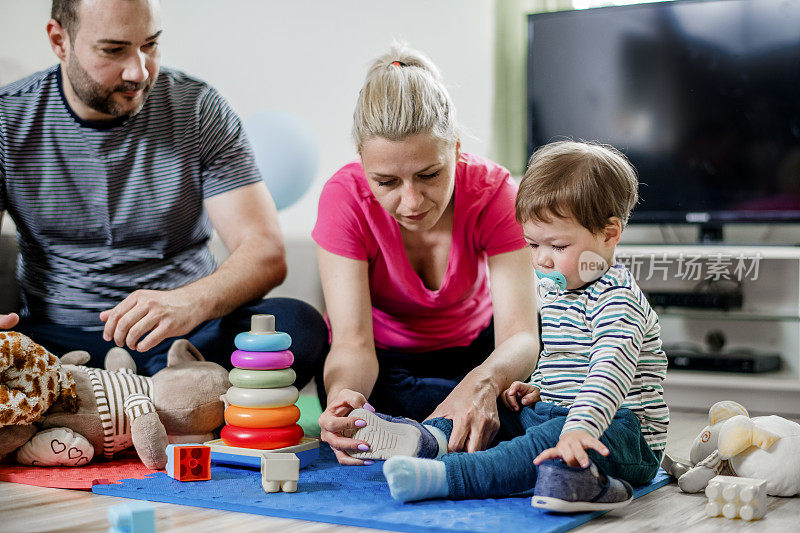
[230,349,294,370]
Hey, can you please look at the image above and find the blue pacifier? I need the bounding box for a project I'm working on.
[535,270,567,303]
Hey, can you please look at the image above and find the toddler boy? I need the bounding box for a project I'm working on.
[348,141,668,509]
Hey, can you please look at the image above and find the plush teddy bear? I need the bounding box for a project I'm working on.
[0,331,230,470]
[675,400,800,497]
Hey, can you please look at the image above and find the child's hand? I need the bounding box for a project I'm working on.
[533,430,609,468]
[501,381,540,412]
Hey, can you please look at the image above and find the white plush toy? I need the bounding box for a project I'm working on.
[677,400,800,497]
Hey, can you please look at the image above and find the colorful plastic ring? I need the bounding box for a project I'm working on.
[234,331,292,352]
[226,385,299,408]
[230,349,294,370]
[224,405,301,428]
[229,367,296,389]
[221,424,304,450]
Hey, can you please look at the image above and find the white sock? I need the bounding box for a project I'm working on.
[383,456,448,502]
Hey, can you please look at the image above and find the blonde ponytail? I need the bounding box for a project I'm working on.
[353,42,458,152]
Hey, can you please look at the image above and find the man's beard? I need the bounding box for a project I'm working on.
[65,54,156,119]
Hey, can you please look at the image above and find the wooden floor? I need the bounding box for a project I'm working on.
[2,409,798,533]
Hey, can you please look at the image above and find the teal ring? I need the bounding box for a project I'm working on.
[229,367,296,389]
[234,331,292,351]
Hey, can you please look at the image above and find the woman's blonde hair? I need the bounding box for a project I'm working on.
[516,141,639,233]
[353,42,458,152]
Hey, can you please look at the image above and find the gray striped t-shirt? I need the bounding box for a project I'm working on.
[0,66,263,326]
[531,264,669,451]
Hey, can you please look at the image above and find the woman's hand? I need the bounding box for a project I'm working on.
[318,388,376,465]
[0,313,19,329]
[533,429,609,468]
[438,247,537,451]
[428,372,500,453]
[501,381,541,412]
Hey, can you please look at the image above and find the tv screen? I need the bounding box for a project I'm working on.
[527,0,800,225]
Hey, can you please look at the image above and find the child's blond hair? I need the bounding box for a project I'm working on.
[516,140,639,233]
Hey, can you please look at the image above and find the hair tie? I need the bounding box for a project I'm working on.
[391,61,407,67]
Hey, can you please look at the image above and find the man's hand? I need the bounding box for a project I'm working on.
[318,389,375,465]
[100,289,203,352]
[428,372,500,453]
[533,429,609,468]
[0,313,19,329]
[501,381,541,412]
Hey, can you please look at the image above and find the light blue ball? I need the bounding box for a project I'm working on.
[245,111,319,210]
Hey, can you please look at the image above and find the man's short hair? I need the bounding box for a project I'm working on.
[515,140,639,233]
[51,0,81,41]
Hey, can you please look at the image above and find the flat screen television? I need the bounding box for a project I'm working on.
[527,0,800,239]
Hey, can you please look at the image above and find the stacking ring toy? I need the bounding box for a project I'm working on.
[229,367,296,389]
[230,349,294,370]
[234,331,292,352]
[226,385,299,408]
[221,424,304,450]
[225,404,301,428]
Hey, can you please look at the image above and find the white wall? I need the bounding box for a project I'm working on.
[0,0,496,240]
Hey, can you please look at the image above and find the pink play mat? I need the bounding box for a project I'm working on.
[0,450,159,490]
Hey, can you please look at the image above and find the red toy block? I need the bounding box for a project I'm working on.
[165,444,211,481]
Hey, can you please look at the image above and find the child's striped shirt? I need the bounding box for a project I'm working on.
[531,264,669,451]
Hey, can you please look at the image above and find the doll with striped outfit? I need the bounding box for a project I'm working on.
[0,335,229,469]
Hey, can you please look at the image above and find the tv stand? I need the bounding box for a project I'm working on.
[698,223,724,243]
[616,244,800,415]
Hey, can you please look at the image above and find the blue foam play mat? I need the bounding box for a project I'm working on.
[93,444,671,533]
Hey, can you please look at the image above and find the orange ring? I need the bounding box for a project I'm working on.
[221,424,304,450]
[224,405,301,428]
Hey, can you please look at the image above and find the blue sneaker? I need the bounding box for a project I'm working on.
[531,459,633,513]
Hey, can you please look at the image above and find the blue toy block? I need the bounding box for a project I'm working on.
[108,501,155,533]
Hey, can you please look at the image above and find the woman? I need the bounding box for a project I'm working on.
[313,44,539,465]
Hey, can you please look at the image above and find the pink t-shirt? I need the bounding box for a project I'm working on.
[312,153,526,352]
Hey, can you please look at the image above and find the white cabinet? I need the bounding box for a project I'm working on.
[616,245,800,415]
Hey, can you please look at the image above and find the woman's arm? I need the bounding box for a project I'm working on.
[429,247,539,452]
[316,247,381,465]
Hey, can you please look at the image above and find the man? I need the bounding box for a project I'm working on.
[0,0,327,379]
